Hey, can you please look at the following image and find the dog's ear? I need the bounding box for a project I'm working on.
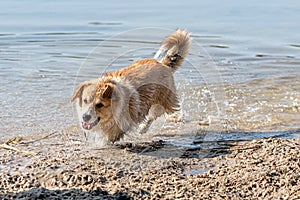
[102,84,114,99]
[70,81,91,104]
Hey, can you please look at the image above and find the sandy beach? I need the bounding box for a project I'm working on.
[1,130,299,200]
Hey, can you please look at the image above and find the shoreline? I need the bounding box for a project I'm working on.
[1,132,300,199]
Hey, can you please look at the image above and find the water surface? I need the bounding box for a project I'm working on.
[0,0,299,148]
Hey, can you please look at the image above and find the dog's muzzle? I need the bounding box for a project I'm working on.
[82,117,100,130]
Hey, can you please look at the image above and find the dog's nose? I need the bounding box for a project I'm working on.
[82,114,91,122]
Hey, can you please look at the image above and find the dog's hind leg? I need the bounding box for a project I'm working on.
[138,104,165,134]
[138,119,154,134]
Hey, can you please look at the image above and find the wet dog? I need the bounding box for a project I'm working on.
[70,29,191,144]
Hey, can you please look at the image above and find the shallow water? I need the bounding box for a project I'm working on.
[0,1,299,149]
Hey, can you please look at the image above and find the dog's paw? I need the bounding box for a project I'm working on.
[166,112,183,123]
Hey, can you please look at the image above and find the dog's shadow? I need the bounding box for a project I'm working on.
[115,129,300,159]
[115,137,234,159]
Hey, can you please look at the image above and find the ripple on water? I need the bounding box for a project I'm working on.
[0,29,299,147]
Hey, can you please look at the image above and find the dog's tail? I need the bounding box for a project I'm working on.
[154,29,191,70]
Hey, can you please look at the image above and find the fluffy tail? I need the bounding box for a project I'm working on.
[154,29,191,70]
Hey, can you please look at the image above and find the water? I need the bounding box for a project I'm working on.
[0,0,299,148]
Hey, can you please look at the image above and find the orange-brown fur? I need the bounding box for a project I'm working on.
[71,29,191,144]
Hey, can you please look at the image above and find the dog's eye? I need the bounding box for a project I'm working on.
[95,102,104,108]
[83,99,88,104]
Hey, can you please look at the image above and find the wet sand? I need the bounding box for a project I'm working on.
[1,131,300,199]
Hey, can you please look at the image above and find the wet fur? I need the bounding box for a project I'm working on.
[71,29,191,144]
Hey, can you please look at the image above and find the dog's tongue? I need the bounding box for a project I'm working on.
[83,122,92,130]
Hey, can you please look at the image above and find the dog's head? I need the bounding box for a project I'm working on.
[70,78,117,131]
[71,76,141,143]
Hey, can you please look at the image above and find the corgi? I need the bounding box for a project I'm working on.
[70,29,191,144]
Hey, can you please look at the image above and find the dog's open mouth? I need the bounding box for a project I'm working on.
[82,117,100,130]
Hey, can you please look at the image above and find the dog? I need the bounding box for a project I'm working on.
[70,29,191,144]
